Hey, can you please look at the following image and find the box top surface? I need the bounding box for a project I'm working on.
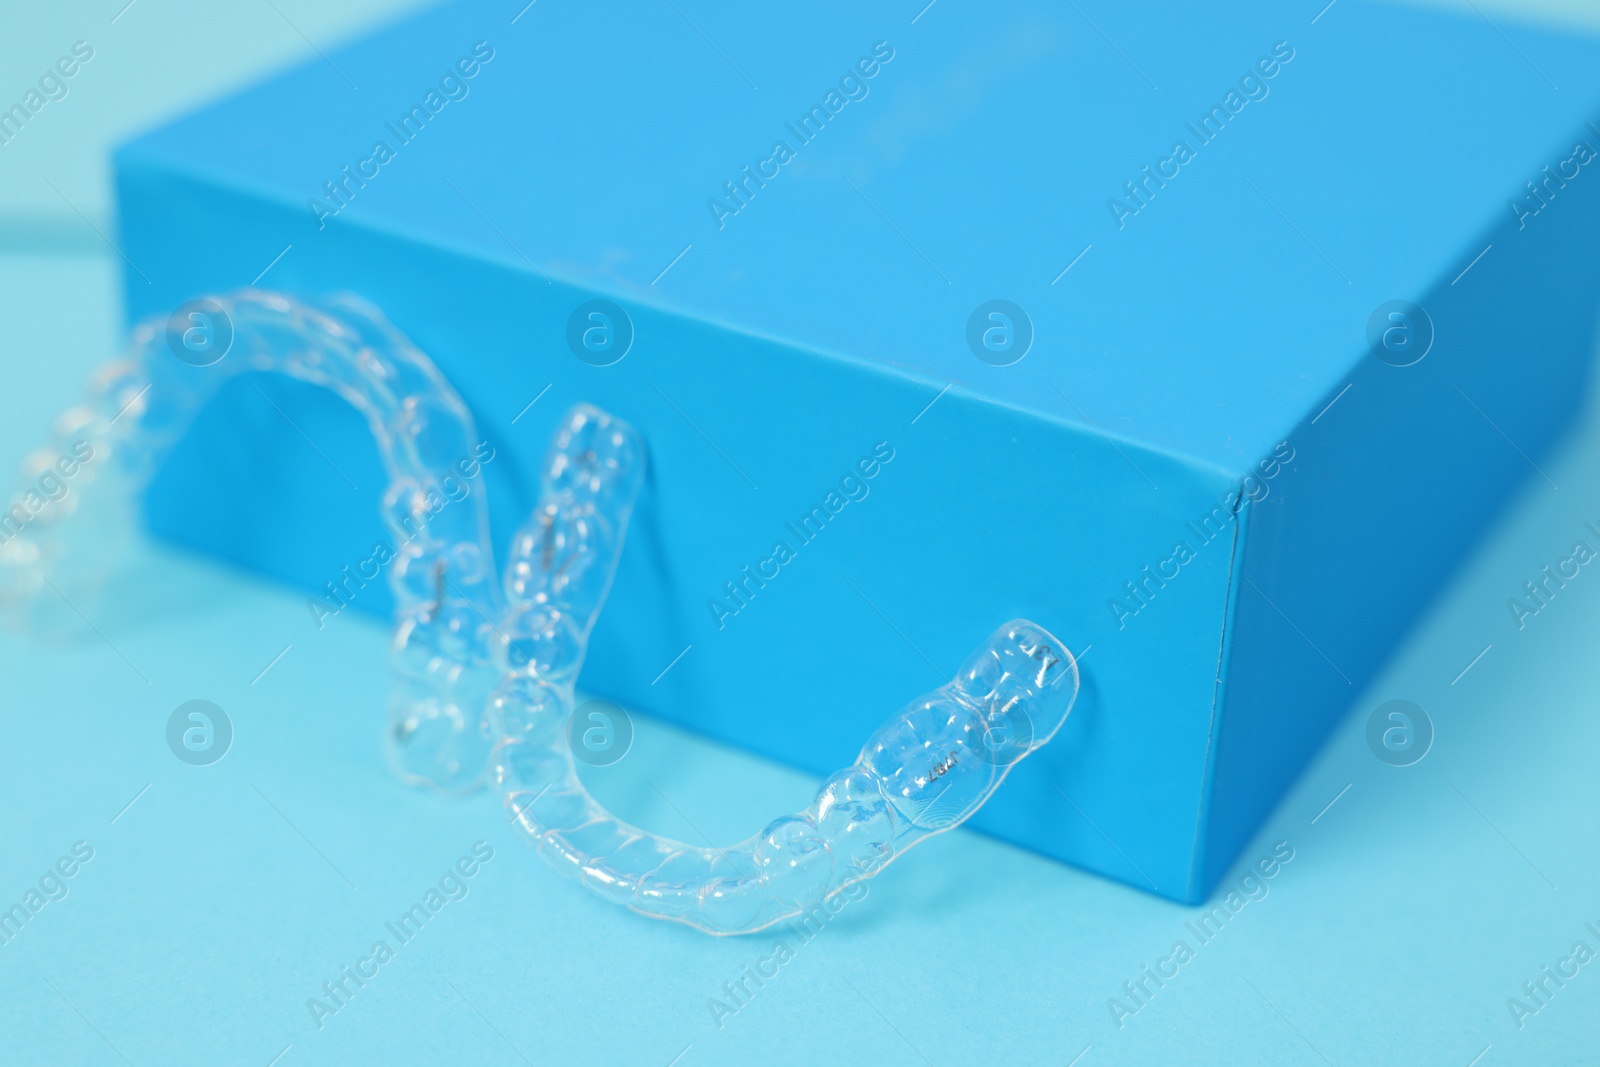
[117,0,1600,474]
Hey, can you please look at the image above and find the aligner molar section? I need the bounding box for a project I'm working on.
[813,768,898,877]
[635,849,722,922]
[545,404,645,508]
[497,603,586,683]
[860,691,997,831]
[496,406,642,655]
[503,504,613,612]
[485,674,567,744]
[582,833,681,905]
[952,620,1079,765]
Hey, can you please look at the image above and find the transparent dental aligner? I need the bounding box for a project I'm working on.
[3,287,1082,933]
[0,290,500,793]
[491,406,1081,935]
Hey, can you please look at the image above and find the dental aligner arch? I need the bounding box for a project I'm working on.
[0,290,502,793]
[2,290,1081,935]
[490,406,1081,935]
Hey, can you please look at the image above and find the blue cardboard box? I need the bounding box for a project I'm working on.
[113,0,1600,901]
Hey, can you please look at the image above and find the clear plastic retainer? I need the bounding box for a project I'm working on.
[0,289,1080,935]
[491,404,1080,935]
[0,290,502,795]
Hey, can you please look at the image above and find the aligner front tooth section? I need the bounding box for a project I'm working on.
[487,402,1081,935]
[703,866,799,936]
[538,816,630,875]
[584,833,682,904]
[636,849,727,923]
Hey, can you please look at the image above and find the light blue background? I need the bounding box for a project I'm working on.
[3,1,1600,1064]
